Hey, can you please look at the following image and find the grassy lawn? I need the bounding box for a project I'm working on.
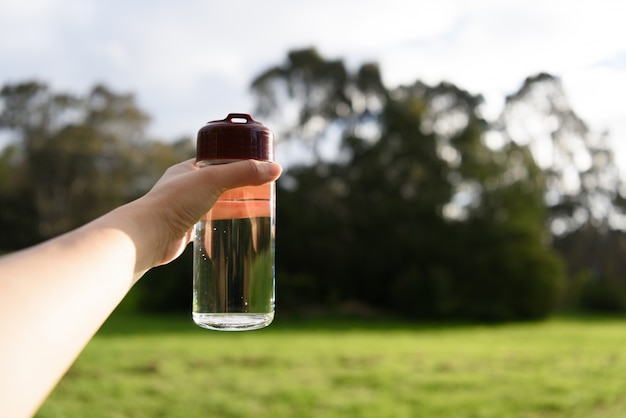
[36,313,626,418]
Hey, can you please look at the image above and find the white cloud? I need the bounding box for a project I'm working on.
[0,0,625,154]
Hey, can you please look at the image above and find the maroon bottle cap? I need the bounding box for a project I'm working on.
[196,113,274,162]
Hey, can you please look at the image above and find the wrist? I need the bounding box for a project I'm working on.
[91,200,160,280]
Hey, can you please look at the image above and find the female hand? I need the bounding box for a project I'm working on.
[128,159,282,273]
[0,158,281,417]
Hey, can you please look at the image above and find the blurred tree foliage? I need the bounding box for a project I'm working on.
[252,48,626,320]
[0,81,194,311]
[2,49,625,320]
[499,73,626,310]
[1,82,147,240]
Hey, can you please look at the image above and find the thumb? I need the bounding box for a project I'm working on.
[196,160,282,197]
[132,160,281,268]
[146,159,281,233]
[140,159,281,267]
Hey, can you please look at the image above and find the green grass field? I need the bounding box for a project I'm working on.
[36,313,626,418]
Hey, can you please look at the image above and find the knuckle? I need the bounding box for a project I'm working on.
[244,159,261,177]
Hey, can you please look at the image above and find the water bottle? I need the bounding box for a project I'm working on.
[192,113,275,331]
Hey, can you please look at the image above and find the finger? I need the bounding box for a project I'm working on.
[159,158,197,178]
[194,160,282,197]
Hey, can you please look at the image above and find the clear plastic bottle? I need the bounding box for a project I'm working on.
[192,114,275,331]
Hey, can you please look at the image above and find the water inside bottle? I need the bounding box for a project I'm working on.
[193,183,275,331]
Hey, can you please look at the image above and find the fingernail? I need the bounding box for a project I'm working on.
[265,162,282,179]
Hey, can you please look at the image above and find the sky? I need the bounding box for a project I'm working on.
[1,0,625,165]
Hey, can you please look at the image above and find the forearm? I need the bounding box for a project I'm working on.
[0,159,281,417]
[0,204,147,417]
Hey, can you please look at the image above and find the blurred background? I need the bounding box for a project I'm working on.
[2,0,626,320]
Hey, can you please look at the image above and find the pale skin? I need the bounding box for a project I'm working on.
[0,159,282,418]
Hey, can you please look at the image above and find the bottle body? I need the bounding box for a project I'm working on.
[193,161,275,331]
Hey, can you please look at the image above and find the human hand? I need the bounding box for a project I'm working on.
[0,158,282,417]
[113,159,282,276]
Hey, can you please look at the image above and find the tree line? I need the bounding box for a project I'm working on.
[2,48,626,320]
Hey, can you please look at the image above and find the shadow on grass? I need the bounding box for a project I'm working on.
[96,312,428,336]
[96,308,571,337]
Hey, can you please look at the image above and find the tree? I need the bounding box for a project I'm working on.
[252,49,565,320]
[252,47,386,165]
[0,82,152,240]
[0,144,40,251]
[0,80,199,313]
[500,73,626,312]
[499,73,626,235]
